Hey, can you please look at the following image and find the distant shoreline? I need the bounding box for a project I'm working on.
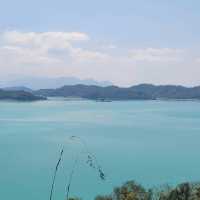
[2,83,200,101]
[34,84,200,101]
[1,96,199,103]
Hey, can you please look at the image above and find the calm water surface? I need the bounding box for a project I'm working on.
[0,99,200,200]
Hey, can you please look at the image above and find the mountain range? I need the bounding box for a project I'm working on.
[0,76,112,90]
[34,84,200,100]
[2,83,200,101]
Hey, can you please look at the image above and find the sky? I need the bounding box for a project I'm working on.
[0,0,200,86]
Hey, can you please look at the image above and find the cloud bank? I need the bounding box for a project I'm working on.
[0,30,199,86]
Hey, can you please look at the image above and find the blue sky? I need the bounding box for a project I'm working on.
[0,0,200,86]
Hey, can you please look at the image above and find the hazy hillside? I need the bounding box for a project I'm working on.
[2,86,33,92]
[131,84,200,99]
[34,84,200,100]
[0,89,46,101]
[3,83,200,101]
[1,77,112,90]
[35,85,152,100]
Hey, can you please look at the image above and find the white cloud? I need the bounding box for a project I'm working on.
[129,48,184,62]
[0,45,61,65]
[70,47,110,62]
[195,57,200,64]
[1,31,89,48]
[0,31,90,66]
[0,30,114,71]
[0,30,200,86]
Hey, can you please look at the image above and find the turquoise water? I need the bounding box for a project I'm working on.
[0,99,200,200]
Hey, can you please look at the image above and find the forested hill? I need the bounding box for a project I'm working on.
[34,84,200,100]
[0,89,46,101]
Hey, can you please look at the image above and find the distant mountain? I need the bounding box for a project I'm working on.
[1,77,112,90]
[2,83,200,101]
[130,84,200,99]
[34,84,200,100]
[0,89,46,101]
[34,84,154,100]
[2,86,33,92]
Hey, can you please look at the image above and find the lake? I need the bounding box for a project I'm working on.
[0,99,200,200]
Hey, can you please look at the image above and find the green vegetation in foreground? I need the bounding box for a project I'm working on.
[0,89,46,101]
[69,180,200,200]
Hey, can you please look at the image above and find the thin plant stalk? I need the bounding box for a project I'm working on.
[50,136,106,200]
[49,148,64,200]
[65,156,79,200]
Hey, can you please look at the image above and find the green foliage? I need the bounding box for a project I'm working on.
[68,197,81,200]
[95,195,113,200]
[113,181,151,200]
[94,181,151,200]
[93,181,200,200]
[196,187,200,200]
